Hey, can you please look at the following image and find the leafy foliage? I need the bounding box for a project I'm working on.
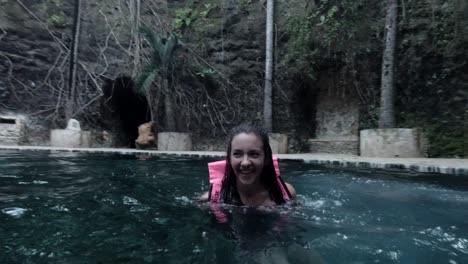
[395,0,468,157]
[174,4,214,33]
[47,12,67,28]
[281,0,383,79]
[136,26,179,96]
[46,0,67,28]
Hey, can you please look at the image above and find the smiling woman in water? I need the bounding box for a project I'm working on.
[201,122,296,206]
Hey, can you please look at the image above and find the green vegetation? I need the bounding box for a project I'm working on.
[46,0,67,28]
[174,8,198,32]
[282,0,381,78]
[195,68,216,78]
[136,27,179,96]
[394,0,468,157]
[174,4,215,33]
[47,12,66,28]
[136,26,180,131]
[239,0,253,10]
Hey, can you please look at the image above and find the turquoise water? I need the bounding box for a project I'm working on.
[0,151,467,263]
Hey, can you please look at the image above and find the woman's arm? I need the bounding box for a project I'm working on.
[199,191,209,202]
[285,182,296,199]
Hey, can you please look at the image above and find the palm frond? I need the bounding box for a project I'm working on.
[136,27,179,94]
[135,64,158,96]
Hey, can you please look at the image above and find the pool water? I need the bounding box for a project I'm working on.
[0,151,467,263]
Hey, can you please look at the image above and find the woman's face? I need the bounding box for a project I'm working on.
[230,133,265,186]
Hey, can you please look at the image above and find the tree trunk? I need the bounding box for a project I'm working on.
[131,0,141,77]
[379,0,398,128]
[163,77,176,131]
[66,0,82,122]
[263,0,274,132]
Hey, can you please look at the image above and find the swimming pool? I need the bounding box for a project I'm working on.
[1,151,467,263]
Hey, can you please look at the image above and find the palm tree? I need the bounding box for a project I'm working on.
[263,0,275,132]
[379,0,398,128]
[137,26,179,132]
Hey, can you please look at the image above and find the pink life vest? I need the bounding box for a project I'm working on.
[208,157,291,203]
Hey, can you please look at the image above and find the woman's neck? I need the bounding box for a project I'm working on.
[236,182,274,206]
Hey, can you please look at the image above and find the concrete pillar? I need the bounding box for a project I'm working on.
[0,115,26,145]
[50,119,91,148]
[157,132,192,151]
[50,130,91,148]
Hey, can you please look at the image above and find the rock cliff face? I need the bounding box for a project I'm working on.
[0,0,147,145]
[0,0,361,151]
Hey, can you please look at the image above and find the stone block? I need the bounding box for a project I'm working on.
[360,128,426,158]
[50,129,91,148]
[0,116,26,145]
[157,132,192,151]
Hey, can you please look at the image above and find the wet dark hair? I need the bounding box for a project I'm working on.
[220,122,287,205]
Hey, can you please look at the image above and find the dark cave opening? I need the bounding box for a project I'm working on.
[291,77,318,138]
[101,76,150,148]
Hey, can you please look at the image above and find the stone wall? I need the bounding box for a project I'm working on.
[314,72,359,140]
[307,70,360,154]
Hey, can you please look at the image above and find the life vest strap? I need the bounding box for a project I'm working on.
[208,157,290,202]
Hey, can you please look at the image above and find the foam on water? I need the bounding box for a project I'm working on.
[122,196,140,205]
[2,207,28,217]
[0,175,20,178]
[33,180,48,184]
[452,238,468,254]
[51,205,69,212]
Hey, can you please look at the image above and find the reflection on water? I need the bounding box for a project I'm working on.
[0,150,467,263]
[1,207,28,217]
[205,205,326,264]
